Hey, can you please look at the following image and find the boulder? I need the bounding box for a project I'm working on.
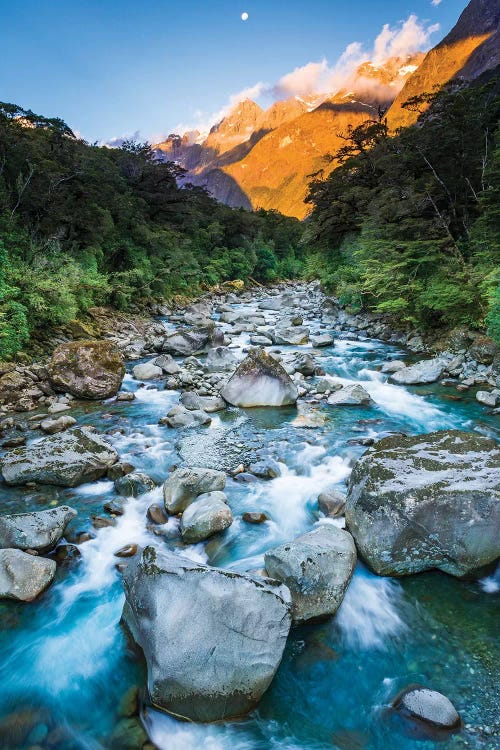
[160,406,211,429]
[318,489,346,517]
[476,390,499,407]
[392,686,461,733]
[390,357,446,385]
[205,347,238,373]
[311,333,334,348]
[346,430,500,576]
[258,298,282,311]
[161,327,218,357]
[289,352,316,376]
[40,415,77,434]
[221,348,298,408]
[132,362,163,381]
[381,360,406,374]
[0,427,118,487]
[468,335,497,365]
[48,340,125,399]
[327,384,372,406]
[0,549,56,601]
[180,491,233,543]
[114,473,156,497]
[153,354,181,375]
[273,326,310,346]
[163,467,226,514]
[122,546,291,721]
[0,506,77,552]
[180,392,226,413]
[264,525,356,624]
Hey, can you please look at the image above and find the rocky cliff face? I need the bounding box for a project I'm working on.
[387,0,500,130]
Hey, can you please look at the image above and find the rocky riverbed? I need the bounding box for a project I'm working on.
[0,281,498,750]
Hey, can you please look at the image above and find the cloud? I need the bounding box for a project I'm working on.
[156,15,440,141]
[103,130,141,148]
[431,0,443,6]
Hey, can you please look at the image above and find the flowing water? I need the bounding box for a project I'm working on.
[0,295,498,750]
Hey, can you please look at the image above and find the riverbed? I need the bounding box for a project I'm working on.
[0,288,498,750]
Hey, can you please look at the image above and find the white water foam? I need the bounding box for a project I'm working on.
[335,572,406,650]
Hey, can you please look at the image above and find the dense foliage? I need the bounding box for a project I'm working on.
[0,103,305,357]
[305,77,500,341]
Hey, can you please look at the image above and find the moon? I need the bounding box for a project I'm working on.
[241,12,249,21]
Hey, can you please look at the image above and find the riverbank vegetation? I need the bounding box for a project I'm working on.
[0,104,305,357]
[305,75,500,342]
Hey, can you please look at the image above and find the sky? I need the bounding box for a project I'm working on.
[0,0,468,144]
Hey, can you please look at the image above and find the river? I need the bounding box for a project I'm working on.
[0,288,498,750]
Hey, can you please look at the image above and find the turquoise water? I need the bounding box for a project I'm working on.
[0,302,498,750]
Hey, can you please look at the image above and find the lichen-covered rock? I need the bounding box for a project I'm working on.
[390,357,446,385]
[392,686,461,733]
[114,472,156,497]
[264,525,356,623]
[0,506,77,551]
[163,467,226,514]
[222,348,298,407]
[0,427,118,487]
[48,340,125,399]
[180,491,233,543]
[346,430,500,576]
[122,546,291,721]
[0,549,56,601]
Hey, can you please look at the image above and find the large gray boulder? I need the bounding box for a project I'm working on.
[48,340,125,399]
[0,428,118,487]
[0,549,56,601]
[273,326,310,346]
[132,362,163,381]
[390,357,446,385]
[161,327,220,357]
[180,491,233,543]
[163,467,226,514]
[264,525,356,623]
[327,384,373,406]
[0,506,77,552]
[122,546,292,721]
[221,348,298,408]
[311,333,334,348]
[346,430,500,576]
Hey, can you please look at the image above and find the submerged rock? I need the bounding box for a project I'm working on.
[221,348,298,408]
[346,430,500,576]
[392,686,461,734]
[0,549,56,601]
[180,491,233,543]
[264,525,356,623]
[114,472,156,497]
[48,340,125,399]
[0,506,77,552]
[327,384,372,406]
[163,467,226,514]
[390,357,446,385]
[122,546,291,722]
[0,427,118,487]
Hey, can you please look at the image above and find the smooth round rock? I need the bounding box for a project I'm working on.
[392,686,461,731]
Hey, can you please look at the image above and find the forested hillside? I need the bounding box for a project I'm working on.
[305,74,500,341]
[0,104,304,357]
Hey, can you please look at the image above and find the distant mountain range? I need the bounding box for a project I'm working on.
[154,0,500,219]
